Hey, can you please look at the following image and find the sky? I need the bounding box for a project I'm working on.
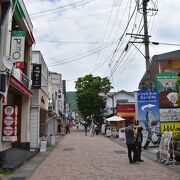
[23,0,180,92]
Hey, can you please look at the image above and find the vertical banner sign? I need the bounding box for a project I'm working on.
[2,105,18,142]
[32,64,41,89]
[11,31,25,69]
[137,89,160,133]
[156,72,180,135]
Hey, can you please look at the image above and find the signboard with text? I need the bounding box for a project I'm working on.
[116,104,135,112]
[156,72,179,108]
[11,31,25,69]
[2,105,18,142]
[137,89,160,133]
[32,64,41,89]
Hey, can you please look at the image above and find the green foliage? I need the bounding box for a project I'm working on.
[75,74,112,124]
[0,169,12,176]
[66,91,78,112]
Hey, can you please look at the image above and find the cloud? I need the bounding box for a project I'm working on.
[24,0,180,91]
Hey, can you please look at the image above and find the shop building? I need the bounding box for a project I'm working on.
[0,0,35,166]
[139,50,180,89]
[48,72,65,137]
[104,90,135,117]
[30,51,48,149]
[139,50,180,135]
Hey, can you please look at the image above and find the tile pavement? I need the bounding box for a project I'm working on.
[27,131,180,180]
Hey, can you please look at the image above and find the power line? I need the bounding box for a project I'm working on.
[47,39,119,67]
[101,0,131,76]
[30,0,88,15]
[31,1,92,19]
[95,0,116,65]
[108,5,137,70]
[32,8,123,23]
[36,39,116,44]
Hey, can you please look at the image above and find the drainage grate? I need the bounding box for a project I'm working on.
[63,148,74,151]
[114,150,126,154]
[9,177,26,180]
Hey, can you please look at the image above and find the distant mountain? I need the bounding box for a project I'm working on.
[66,91,78,112]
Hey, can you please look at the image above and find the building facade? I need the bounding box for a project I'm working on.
[0,0,35,166]
[48,72,65,136]
[30,51,48,149]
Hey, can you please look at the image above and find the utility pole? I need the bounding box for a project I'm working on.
[143,0,151,90]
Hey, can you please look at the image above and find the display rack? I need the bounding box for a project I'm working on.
[158,131,176,165]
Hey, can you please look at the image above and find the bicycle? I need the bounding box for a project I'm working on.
[143,128,161,150]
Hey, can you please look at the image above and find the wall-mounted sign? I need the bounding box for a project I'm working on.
[11,31,25,69]
[2,105,18,142]
[160,108,180,122]
[116,104,135,112]
[32,64,41,89]
[156,72,179,108]
[160,122,180,136]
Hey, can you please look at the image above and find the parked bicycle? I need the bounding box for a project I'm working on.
[143,128,161,150]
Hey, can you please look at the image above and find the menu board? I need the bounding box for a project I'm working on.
[159,131,172,160]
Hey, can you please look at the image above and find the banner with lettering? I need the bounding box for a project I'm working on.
[11,31,25,69]
[137,89,160,133]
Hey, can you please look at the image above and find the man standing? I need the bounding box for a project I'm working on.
[125,123,137,164]
[136,127,144,162]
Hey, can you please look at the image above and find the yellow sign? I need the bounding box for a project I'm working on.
[160,122,180,136]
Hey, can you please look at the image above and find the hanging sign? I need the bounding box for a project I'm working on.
[2,105,18,142]
[11,31,25,69]
[32,64,41,89]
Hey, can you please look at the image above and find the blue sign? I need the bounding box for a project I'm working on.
[137,89,160,133]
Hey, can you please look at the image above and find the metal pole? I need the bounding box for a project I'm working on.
[143,0,151,89]
[112,96,114,115]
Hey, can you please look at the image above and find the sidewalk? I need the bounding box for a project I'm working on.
[107,136,180,175]
[26,131,179,180]
[0,135,64,180]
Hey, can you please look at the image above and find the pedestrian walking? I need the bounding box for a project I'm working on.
[76,123,79,131]
[125,123,137,164]
[84,123,88,136]
[66,124,70,134]
[135,127,144,162]
[90,125,95,137]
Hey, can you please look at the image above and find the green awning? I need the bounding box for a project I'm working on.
[13,0,25,19]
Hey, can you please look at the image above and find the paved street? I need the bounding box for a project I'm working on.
[28,130,180,180]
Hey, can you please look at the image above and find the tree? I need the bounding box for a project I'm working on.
[75,74,112,124]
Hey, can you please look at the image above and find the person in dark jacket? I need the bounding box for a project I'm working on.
[84,123,88,136]
[125,123,137,164]
[135,127,144,162]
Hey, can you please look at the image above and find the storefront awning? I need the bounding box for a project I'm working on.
[10,76,33,97]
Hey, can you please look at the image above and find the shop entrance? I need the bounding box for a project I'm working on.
[40,109,48,137]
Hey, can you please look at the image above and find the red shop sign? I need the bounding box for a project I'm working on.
[116,104,135,113]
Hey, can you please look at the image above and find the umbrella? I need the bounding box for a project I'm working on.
[105,115,125,122]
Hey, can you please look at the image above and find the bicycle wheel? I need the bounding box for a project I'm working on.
[144,140,150,150]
